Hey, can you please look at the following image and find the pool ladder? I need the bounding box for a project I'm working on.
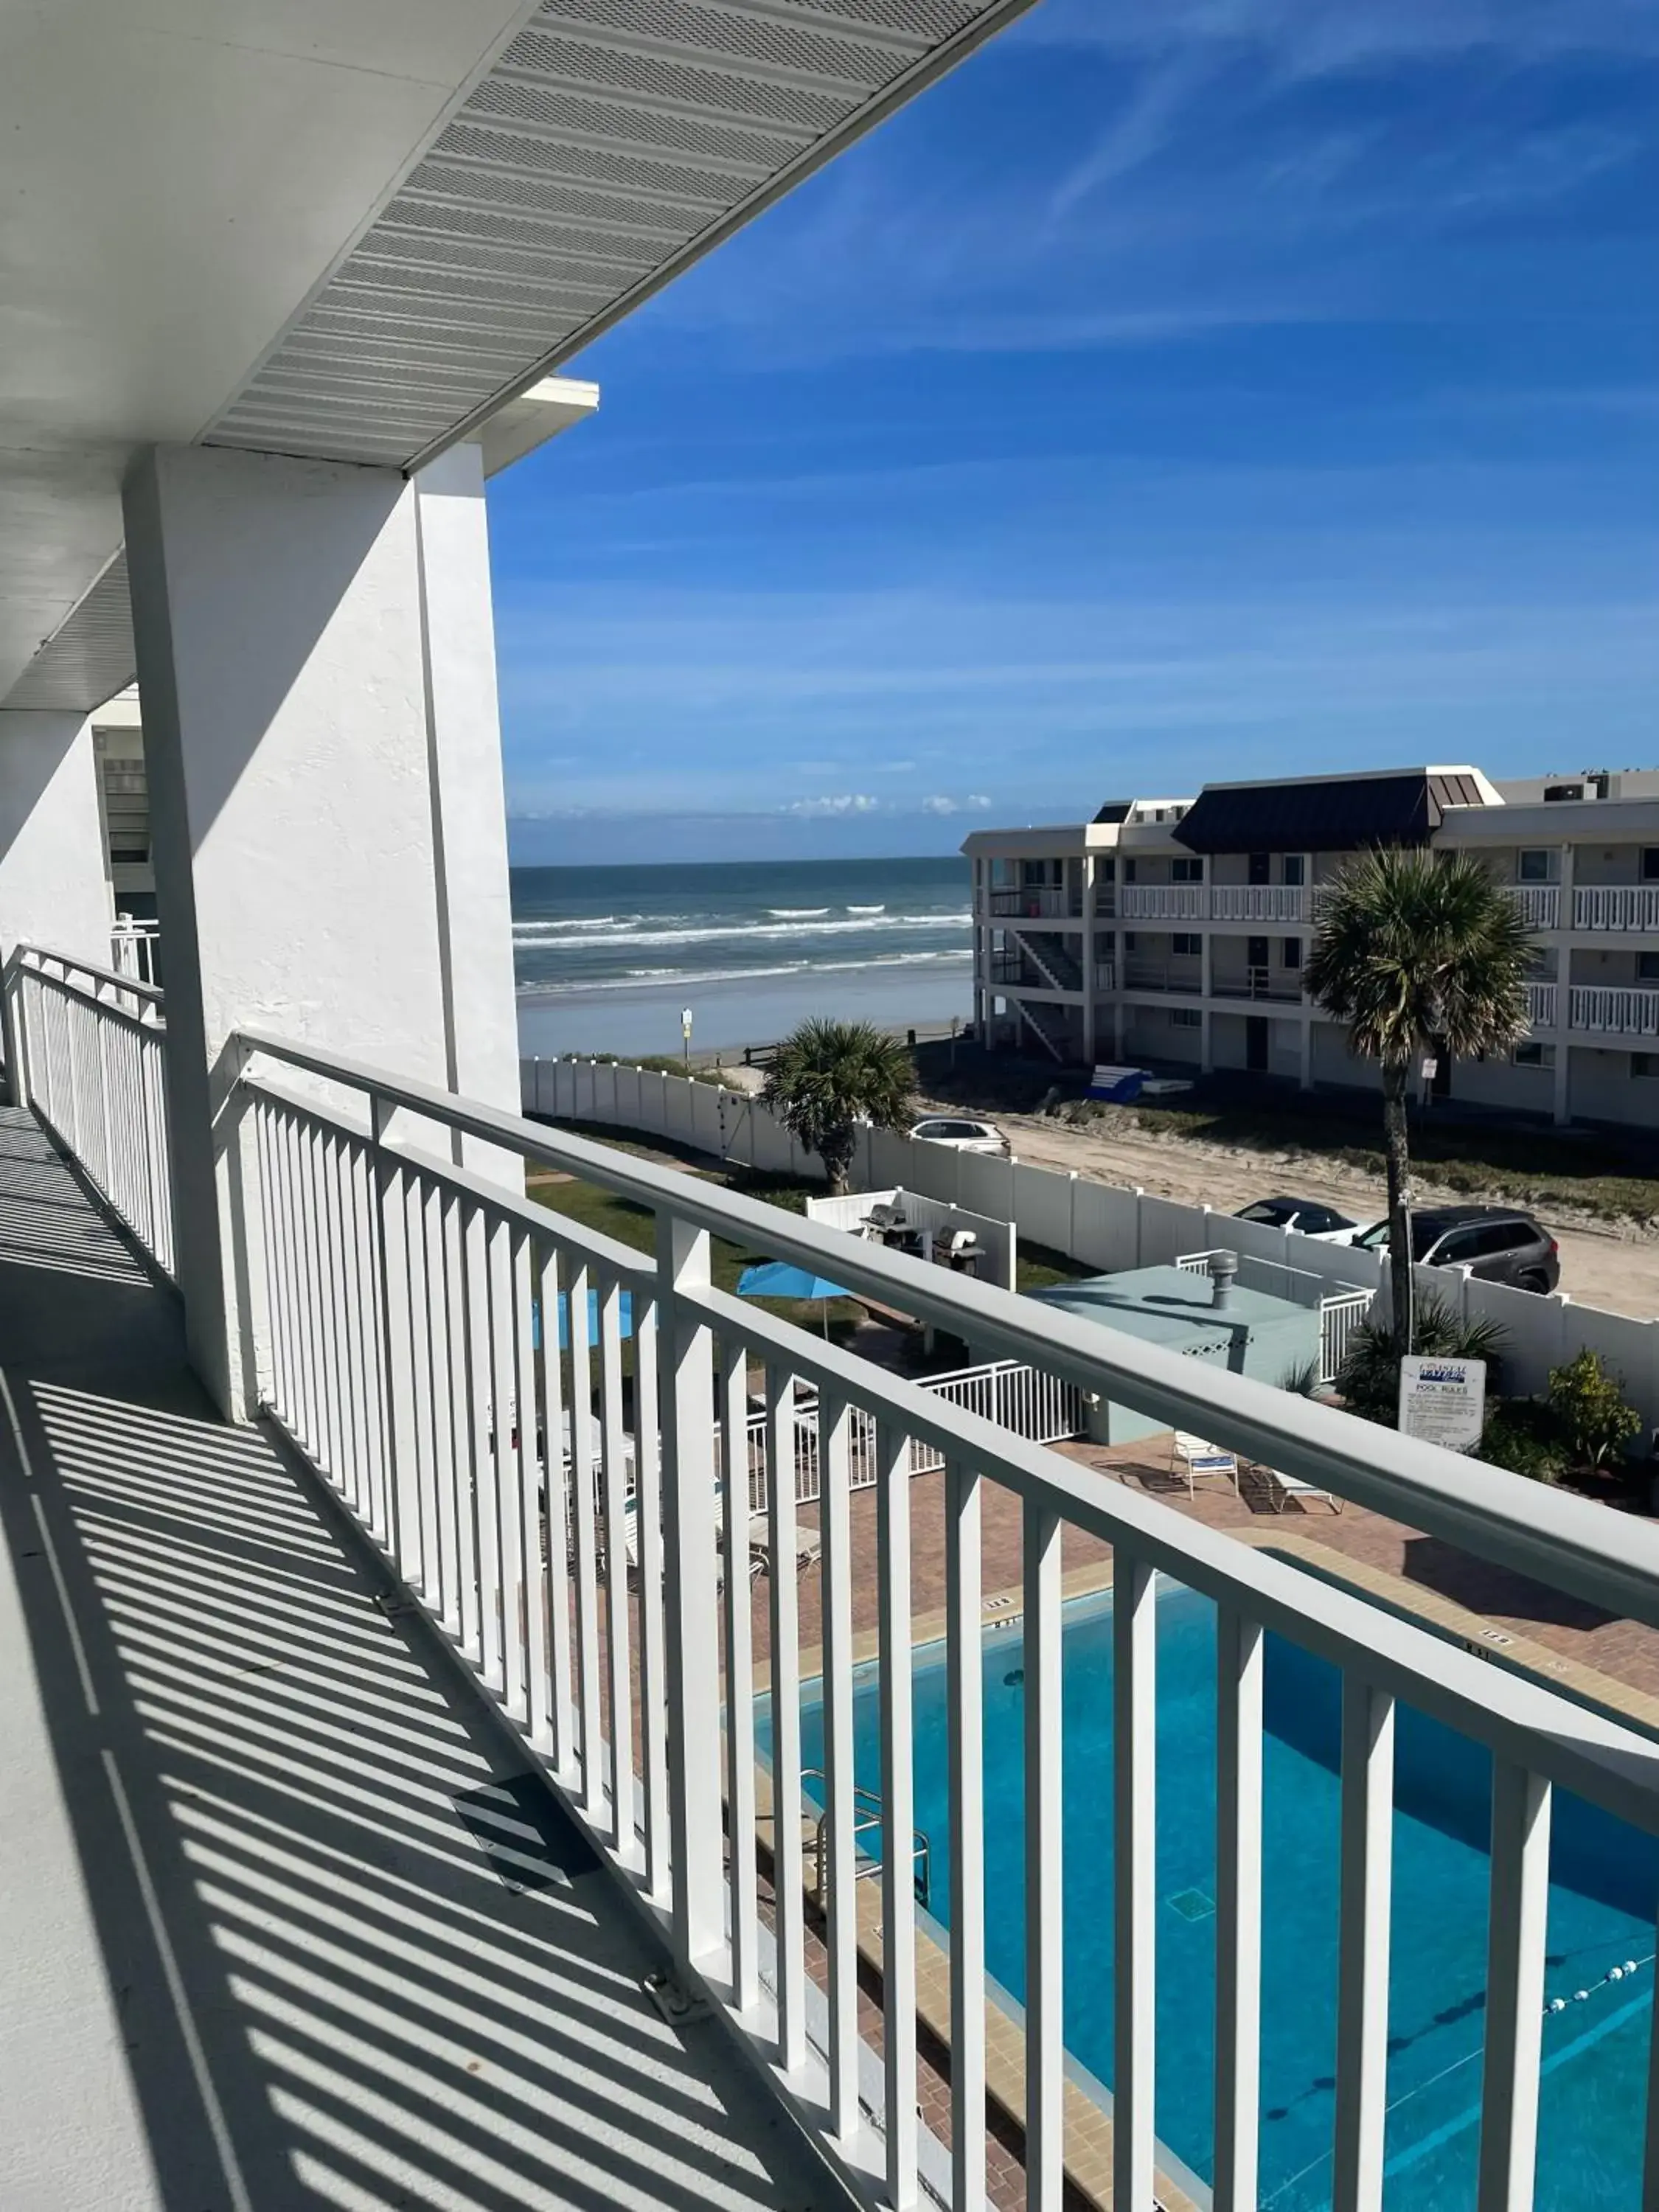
[802,1769,931,1909]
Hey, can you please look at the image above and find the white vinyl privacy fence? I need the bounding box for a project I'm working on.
[525,1052,1659,1436]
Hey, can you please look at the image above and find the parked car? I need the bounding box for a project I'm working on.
[908,1115,1009,1156]
[1234,1197,1359,1243]
[1349,1206,1559,1293]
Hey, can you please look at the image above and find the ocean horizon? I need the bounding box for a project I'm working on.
[512,855,973,1057]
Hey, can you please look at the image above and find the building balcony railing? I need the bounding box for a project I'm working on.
[1209,885,1307,923]
[14,942,1659,2212]
[1525,981,1558,1029]
[4,944,173,1273]
[1093,960,1116,992]
[1211,967,1304,1005]
[1121,957,1203,994]
[1511,885,1561,930]
[1573,886,1659,935]
[1117,883,1205,921]
[111,914,162,987]
[1569,984,1659,1037]
[987,887,1082,920]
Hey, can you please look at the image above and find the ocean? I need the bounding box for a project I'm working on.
[512,855,973,1059]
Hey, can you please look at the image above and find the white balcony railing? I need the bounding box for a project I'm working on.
[18,952,1659,2212]
[988,887,1079,920]
[1569,984,1659,1037]
[1209,885,1307,923]
[111,914,162,987]
[1121,957,1203,994]
[1117,883,1206,921]
[1211,965,1302,1004]
[1511,885,1560,930]
[1573,886,1659,935]
[1525,981,1558,1029]
[3,944,174,1274]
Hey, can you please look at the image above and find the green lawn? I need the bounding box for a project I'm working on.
[524,1164,867,1345]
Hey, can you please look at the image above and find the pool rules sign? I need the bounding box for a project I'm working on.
[1398,1354,1487,1452]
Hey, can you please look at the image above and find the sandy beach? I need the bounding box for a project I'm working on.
[516,956,974,1060]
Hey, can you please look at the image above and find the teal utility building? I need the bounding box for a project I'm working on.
[1029,1260,1319,1445]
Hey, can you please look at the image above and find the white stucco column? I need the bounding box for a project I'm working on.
[0,712,113,1101]
[414,442,522,1177]
[125,441,522,1417]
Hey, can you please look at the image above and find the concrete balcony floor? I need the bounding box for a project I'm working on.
[0,1107,838,2212]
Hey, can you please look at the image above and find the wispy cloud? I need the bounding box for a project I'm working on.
[784,793,879,818]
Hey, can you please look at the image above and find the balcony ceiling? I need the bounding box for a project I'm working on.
[0,0,1028,714]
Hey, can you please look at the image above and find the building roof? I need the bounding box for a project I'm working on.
[1029,1265,1307,1347]
[1173,769,1488,855]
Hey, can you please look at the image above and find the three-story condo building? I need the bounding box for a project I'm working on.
[965,764,1659,1130]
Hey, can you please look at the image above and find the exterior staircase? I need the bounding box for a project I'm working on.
[1012,928,1083,992]
[1015,995,1075,1062]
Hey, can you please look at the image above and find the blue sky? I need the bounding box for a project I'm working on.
[489,0,1659,866]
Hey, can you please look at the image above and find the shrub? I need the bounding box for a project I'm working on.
[1472,1399,1571,1484]
[1335,1295,1510,1423]
[1548,1349,1641,1473]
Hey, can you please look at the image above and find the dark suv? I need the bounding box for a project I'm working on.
[1352,1206,1559,1294]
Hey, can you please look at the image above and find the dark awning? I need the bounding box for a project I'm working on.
[1093,800,1133,824]
[1173,771,1485,854]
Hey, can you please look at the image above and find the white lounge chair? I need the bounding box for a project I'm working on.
[746,1509,822,1583]
[1169,1430,1239,1498]
[1256,1463,1343,1514]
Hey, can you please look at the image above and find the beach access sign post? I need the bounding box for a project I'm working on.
[681,1006,692,1070]
[1397,1354,1486,1452]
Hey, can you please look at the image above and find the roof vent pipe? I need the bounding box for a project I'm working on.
[1208,1251,1239,1310]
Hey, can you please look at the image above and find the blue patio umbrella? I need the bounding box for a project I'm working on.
[532,1289,634,1354]
[737,1260,850,1335]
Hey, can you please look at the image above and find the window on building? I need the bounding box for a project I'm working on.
[1172,856,1203,883]
[1517,849,1555,883]
[1639,953,1659,984]
[1123,932,1138,952]
[1281,938,1302,970]
[1248,852,1270,886]
[990,858,1016,888]
[1171,1008,1202,1029]
[1643,849,1659,883]
[1096,856,1116,883]
[1512,1041,1555,1069]
[1172,933,1202,957]
[1634,1053,1659,1079]
[1282,855,1306,886]
[1122,858,1138,883]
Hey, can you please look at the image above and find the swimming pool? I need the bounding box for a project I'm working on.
[786,1585,1657,2211]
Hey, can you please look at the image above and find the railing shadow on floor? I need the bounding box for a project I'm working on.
[0,1360,843,2210]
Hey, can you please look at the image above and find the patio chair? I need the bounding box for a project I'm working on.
[1256,1463,1343,1514]
[1169,1430,1240,1498]
[747,1509,823,1583]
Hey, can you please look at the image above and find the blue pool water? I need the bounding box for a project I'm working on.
[782,1587,1657,2210]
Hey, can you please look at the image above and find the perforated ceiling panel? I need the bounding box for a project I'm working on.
[1,555,134,712]
[204,0,1029,468]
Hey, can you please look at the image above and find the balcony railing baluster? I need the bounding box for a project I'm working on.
[19,957,1659,2212]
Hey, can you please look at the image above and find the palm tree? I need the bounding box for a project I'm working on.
[762,1018,914,1194]
[1304,847,1534,1350]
